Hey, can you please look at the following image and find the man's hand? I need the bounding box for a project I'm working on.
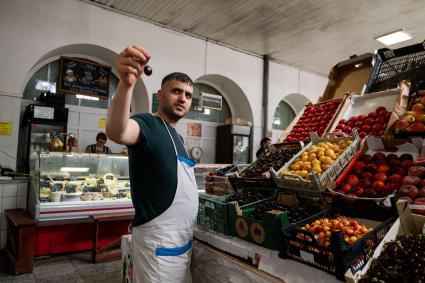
[116,45,151,86]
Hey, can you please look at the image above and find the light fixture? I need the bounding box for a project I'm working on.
[354,63,363,68]
[60,167,90,172]
[273,118,281,125]
[375,30,412,46]
[203,108,211,115]
[76,94,99,101]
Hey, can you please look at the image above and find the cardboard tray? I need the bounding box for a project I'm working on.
[327,81,410,138]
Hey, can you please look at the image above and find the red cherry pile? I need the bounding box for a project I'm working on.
[337,152,414,198]
[285,99,342,142]
[334,106,391,139]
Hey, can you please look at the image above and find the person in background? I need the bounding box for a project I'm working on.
[256,137,271,158]
[85,132,112,154]
[106,44,197,282]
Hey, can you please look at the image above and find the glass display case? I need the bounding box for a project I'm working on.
[28,151,134,221]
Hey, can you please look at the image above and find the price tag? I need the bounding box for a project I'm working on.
[34,106,54,119]
[0,121,12,136]
[300,250,314,263]
[99,118,107,129]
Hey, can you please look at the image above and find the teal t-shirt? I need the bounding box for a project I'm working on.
[129,113,189,226]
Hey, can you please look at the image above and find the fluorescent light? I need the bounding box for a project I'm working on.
[60,167,90,172]
[203,108,211,115]
[76,94,99,101]
[109,155,128,159]
[375,30,412,46]
[273,118,281,125]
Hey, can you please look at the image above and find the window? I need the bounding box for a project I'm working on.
[272,100,296,130]
[22,59,118,109]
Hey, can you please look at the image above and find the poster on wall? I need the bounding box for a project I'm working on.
[186,122,202,148]
[58,56,111,99]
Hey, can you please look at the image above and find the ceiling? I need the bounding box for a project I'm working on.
[85,0,425,75]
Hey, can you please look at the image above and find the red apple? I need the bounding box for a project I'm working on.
[365,163,377,173]
[408,122,425,133]
[352,186,365,197]
[359,154,372,163]
[339,119,347,125]
[341,183,352,193]
[386,153,398,162]
[346,175,360,186]
[372,124,383,131]
[361,125,371,132]
[373,152,386,161]
[401,160,413,170]
[412,103,425,112]
[375,117,386,124]
[402,175,422,186]
[358,179,371,190]
[408,166,425,178]
[359,131,367,139]
[386,183,399,193]
[367,112,377,119]
[388,174,403,184]
[374,172,388,182]
[362,171,374,181]
[343,126,352,133]
[376,106,387,113]
[372,180,386,191]
[354,121,363,128]
[377,164,391,175]
[354,161,366,171]
[398,185,418,199]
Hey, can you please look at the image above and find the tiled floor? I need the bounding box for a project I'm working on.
[0,251,122,283]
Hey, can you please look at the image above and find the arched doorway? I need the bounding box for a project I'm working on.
[270,93,311,142]
[19,44,149,155]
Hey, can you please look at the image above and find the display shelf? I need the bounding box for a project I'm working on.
[193,226,339,283]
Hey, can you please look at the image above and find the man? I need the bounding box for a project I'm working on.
[85,132,112,154]
[106,45,198,283]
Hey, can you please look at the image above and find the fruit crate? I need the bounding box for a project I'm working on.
[204,175,233,196]
[345,199,425,282]
[326,136,419,200]
[271,130,361,196]
[279,209,397,281]
[278,97,346,143]
[197,187,276,236]
[230,143,303,191]
[327,82,410,138]
[365,40,425,94]
[228,192,323,250]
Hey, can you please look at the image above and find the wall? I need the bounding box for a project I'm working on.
[0,0,327,169]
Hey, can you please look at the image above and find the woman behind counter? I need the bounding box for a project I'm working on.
[85,132,112,154]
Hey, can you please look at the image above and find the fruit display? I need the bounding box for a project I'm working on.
[394,93,425,135]
[298,216,373,246]
[335,152,414,198]
[249,199,316,223]
[280,140,352,178]
[334,106,391,139]
[395,158,425,215]
[204,172,232,196]
[226,191,272,206]
[284,99,342,142]
[241,146,301,178]
[359,234,425,283]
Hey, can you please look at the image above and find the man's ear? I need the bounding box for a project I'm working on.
[156,89,162,101]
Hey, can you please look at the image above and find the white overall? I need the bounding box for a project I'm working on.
[131,118,199,283]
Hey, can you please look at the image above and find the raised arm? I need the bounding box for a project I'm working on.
[106,45,151,145]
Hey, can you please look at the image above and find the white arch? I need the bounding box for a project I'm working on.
[23,43,149,113]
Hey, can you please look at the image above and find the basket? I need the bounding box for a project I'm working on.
[272,130,361,196]
[365,40,425,94]
[280,210,397,280]
[197,187,276,235]
[228,192,322,250]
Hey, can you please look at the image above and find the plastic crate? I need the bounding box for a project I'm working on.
[272,130,361,195]
[197,187,276,235]
[228,192,322,250]
[279,210,397,280]
[365,40,425,94]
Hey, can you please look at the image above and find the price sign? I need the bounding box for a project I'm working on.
[99,118,107,129]
[34,106,54,119]
[0,121,12,136]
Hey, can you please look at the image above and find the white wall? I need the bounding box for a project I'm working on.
[0,0,327,169]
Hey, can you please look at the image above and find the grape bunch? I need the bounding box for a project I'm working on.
[249,199,314,223]
[226,191,270,206]
[242,147,301,178]
[360,234,425,283]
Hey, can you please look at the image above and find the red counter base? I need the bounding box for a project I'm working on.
[35,217,132,257]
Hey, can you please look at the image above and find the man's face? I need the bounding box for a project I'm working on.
[157,79,193,121]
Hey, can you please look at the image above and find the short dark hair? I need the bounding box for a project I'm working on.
[260,137,271,146]
[161,72,193,86]
[96,132,107,141]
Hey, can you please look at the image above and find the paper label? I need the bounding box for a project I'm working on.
[366,136,385,151]
[0,121,12,136]
[99,118,106,129]
[34,106,54,119]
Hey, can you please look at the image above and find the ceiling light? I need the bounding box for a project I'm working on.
[60,167,90,172]
[375,30,412,46]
